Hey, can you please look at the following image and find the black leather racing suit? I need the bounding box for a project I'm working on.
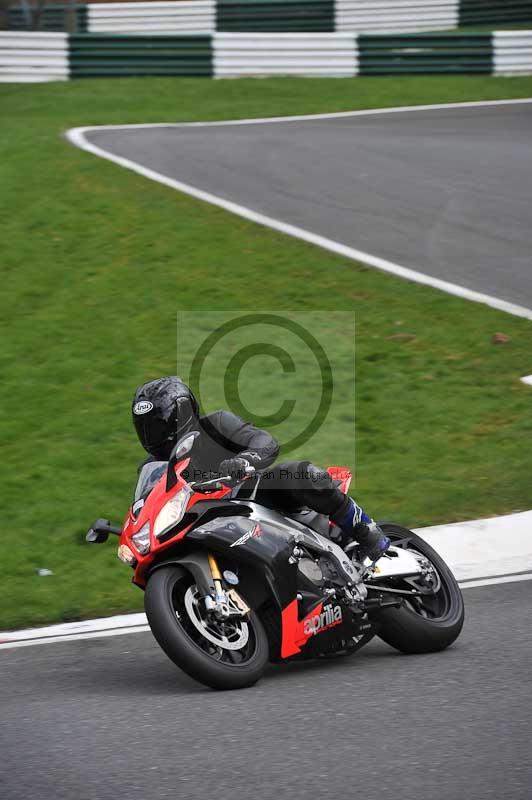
[141,410,351,522]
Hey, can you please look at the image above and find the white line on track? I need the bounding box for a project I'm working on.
[459,572,532,589]
[67,97,532,132]
[0,625,151,649]
[66,98,532,321]
[1,573,531,650]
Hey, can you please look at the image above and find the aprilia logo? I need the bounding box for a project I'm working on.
[304,604,343,637]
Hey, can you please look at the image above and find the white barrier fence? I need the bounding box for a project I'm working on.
[214,32,358,77]
[88,0,215,33]
[335,0,458,33]
[493,31,532,74]
[3,30,532,82]
[0,31,69,82]
[88,0,460,35]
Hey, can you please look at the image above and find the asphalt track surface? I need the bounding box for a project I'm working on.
[84,102,532,308]
[6,103,529,798]
[1,582,531,800]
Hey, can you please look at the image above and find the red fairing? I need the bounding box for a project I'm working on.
[280,599,324,659]
[327,466,352,495]
[120,458,232,587]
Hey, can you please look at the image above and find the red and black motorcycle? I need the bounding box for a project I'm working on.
[87,432,464,690]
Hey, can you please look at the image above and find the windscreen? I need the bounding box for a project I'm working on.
[134,461,167,503]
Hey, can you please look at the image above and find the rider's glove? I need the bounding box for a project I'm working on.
[218,457,251,480]
[238,451,262,467]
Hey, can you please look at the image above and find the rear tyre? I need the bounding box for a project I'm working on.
[145,566,269,690]
[374,524,464,654]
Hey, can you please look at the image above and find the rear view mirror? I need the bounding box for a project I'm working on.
[86,519,121,544]
[174,431,200,461]
[166,431,200,492]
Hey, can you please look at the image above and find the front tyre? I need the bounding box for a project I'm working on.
[145,566,269,690]
[374,524,464,654]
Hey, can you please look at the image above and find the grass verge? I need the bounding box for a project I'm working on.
[1,75,532,630]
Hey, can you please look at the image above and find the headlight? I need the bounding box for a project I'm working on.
[131,523,151,554]
[154,488,191,539]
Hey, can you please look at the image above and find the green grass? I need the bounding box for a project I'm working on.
[2,75,532,631]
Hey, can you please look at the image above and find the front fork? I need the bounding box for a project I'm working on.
[205,552,249,618]
[207,552,228,612]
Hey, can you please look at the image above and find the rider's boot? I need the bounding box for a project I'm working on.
[331,499,391,562]
[352,520,391,563]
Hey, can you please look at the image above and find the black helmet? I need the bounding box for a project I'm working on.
[132,376,199,459]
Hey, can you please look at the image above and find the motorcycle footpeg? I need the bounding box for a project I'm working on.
[364,597,403,610]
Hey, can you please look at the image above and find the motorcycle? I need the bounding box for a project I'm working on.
[87,432,464,690]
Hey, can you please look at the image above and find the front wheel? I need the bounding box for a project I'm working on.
[145,566,269,690]
[372,524,464,654]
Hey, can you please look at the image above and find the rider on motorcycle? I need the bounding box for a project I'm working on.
[132,376,390,563]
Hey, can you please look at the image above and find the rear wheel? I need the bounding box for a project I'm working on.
[372,524,464,654]
[145,566,269,690]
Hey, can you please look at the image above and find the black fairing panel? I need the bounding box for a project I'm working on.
[186,512,300,610]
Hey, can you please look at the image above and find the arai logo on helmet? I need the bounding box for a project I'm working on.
[134,401,154,415]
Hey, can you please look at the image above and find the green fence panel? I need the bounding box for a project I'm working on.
[69,34,213,78]
[216,0,334,32]
[77,5,88,34]
[459,1,532,27]
[8,5,87,33]
[359,33,493,75]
